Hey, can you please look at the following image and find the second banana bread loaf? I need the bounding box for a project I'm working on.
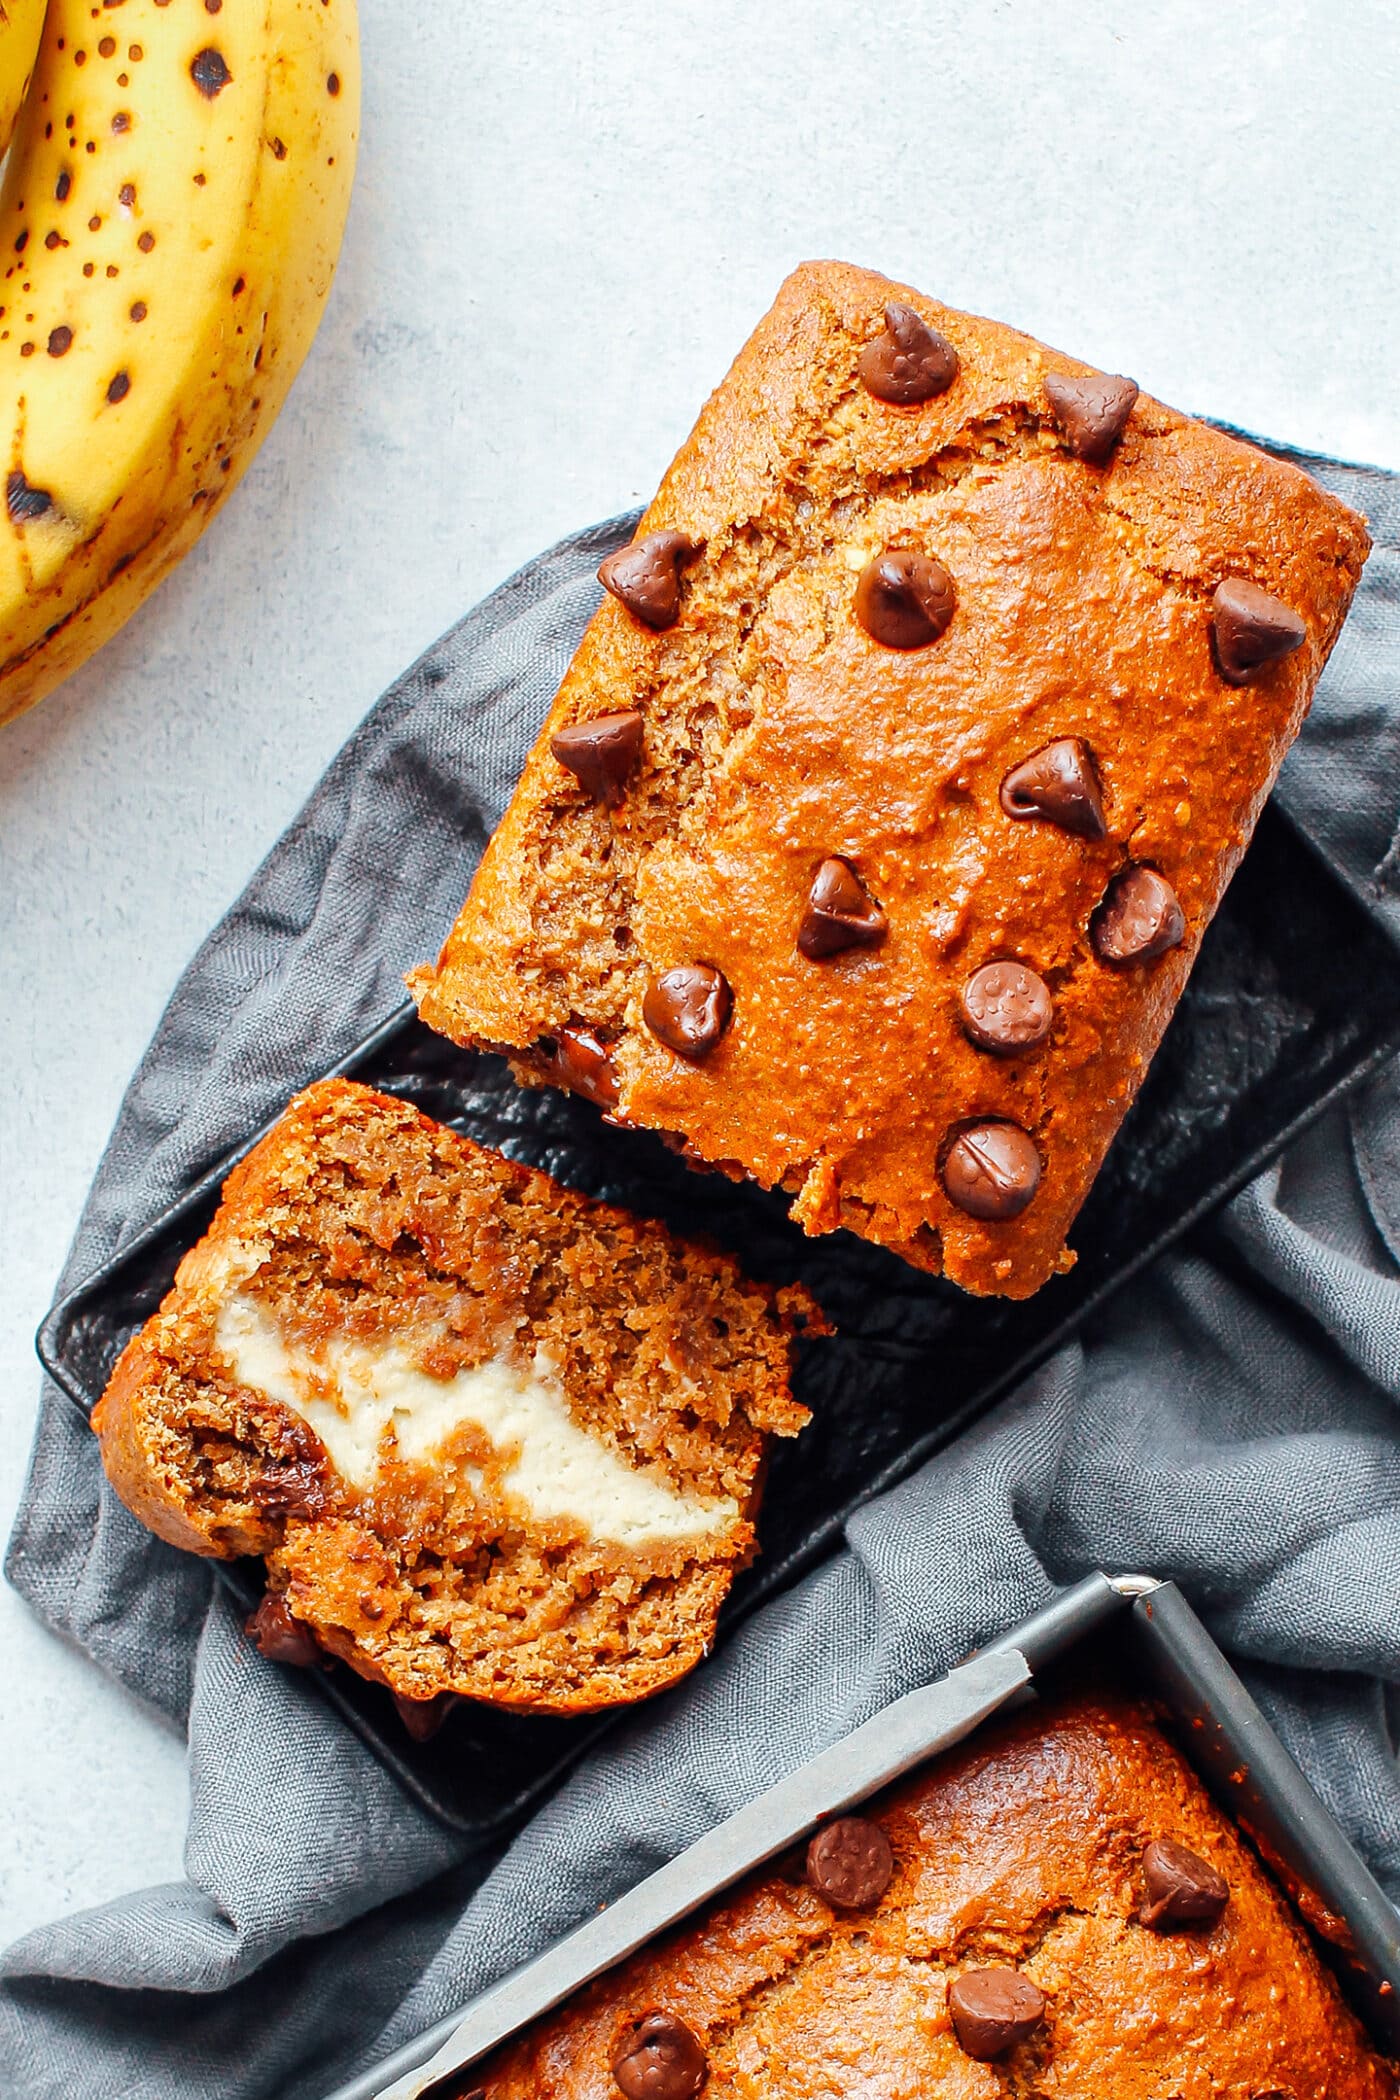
[456,1691,1392,2097]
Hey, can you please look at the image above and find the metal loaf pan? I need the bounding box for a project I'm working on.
[322,1574,1400,2100]
[37,802,1400,1840]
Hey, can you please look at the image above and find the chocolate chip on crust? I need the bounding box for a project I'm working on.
[853,548,955,648]
[942,1122,1042,1220]
[798,858,889,959]
[612,2011,708,2100]
[1139,1837,1229,1931]
[1212,577,1306,685]
[1091,864,1185,965]
[1000,738,1106,838]
[643,966,732,1060]
[805,1816,894,1907]
[1044,371,1139,464]
[948,1968,1046,2060]
[858,301,959,404]
[550,709,644,804]
[598,530,702,630]
[960,961,1053,1054]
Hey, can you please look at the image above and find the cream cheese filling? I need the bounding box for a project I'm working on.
[213,1290,737,1549]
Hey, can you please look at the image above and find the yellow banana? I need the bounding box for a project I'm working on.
[0,0,45,163]
[0,0,358,728]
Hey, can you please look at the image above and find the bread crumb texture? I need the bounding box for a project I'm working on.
[91,1079,819,1712]
[466,1695,1394,2097]
[411,259,1371,1298]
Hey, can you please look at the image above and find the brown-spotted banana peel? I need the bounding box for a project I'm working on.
[0,0,359,728]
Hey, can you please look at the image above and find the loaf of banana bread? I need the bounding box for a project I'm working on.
[410,260,1371,1298]
[92,1079,818,1713]
[457,1692,1393,2097]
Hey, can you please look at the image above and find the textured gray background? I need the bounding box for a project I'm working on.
[1,0,1399,1953]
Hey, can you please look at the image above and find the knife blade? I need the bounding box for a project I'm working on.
[363,1646,1031,2100]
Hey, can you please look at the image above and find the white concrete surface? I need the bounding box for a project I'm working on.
[1,0,1398,1951]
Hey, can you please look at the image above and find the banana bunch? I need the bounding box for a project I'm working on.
[0,0,358,729]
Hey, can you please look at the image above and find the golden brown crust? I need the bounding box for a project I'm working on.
[93,1079,820,1713]
[411,259,1371,1297]
[468,1693,1393,2098]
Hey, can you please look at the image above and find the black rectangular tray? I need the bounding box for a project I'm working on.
[325,1571,1400,2099]
[38,800,1400,1842]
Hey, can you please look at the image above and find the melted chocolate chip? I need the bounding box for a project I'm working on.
[999,738,1106,838]
[858,301,959,405]
[1212,577,1306,685]
[1139,1838,1229,1931]
[190,46,232,97]
[854,548,955,649]
[612,2011,708,2100]
[947,1968,1046,2061]
[392,1691,458,1743]
[960,961,1053,1054]
[544,1023,620,1109]
[643,965,732,1060]
[597,530,701,630]
[249,1461,327,1519]
[6,469,52,523]
[1091,864,1185,965]
[550,709,644,805]
[1044,372,1139,465]
[942,1122,1042,1221]
[805,1816,894,1908]
[246,1594,320,1667]
[798,858,888,959]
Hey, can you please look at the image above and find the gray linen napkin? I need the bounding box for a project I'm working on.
[3,444,1400,2100]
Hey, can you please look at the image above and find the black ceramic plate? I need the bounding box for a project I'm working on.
[38,801,1400,1838]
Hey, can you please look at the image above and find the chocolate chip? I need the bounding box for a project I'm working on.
[942,1123,1041,1221]
[999,738,1106,839]
[853,548,955,649]
[1212,577,1306,685]
[643,966,732,1061]
[6,469,52,523]
[858,302,959,405]
[612,2011,708,2100]
[597,530,701,630]
[1139,1838,1229,1931]
[1044,372,1139,464]
[544,1023,620,1109]
[550,709,644,805]
[189,46,232,97]
[246,1594,320,1667]
[1091,864,1185,965]
[392,1691,458,1743]
[947,1968,1046,2061]
[798,858,888,959]
[960,961,1053,1054]
[805,1816,894,1908]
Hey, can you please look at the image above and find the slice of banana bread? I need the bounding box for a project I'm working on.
[92,1079,818,1714]
[409,259,1371,1299]
[457,1693,1393,2098]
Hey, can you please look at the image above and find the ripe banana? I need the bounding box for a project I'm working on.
[0,0,45,164]
[0,0,358,729]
